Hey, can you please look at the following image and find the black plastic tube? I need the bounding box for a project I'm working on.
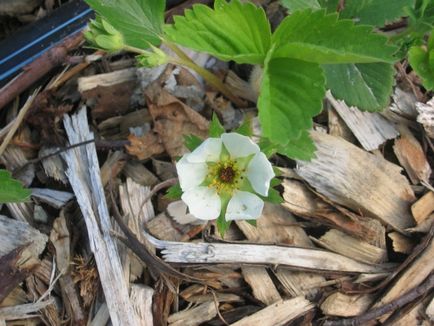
[0,0,185,87]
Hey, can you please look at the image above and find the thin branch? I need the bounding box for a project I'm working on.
[323,273,434,326]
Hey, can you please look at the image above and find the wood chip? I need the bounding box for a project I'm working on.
[296,131,416,231]
[237,204,325,298]
[230,296,313,326]
[393,125,431,184]
[388,232,415,254]
[411,191,434,224]
[312,229,387,264]
[148,233,390,274]
[373,236,434,321]
[168,301,217,326]
[0,215,47,258]
[282,179,385,246]
[62,107,141,326]
[30,188,74,209]
[320,292,374,317]
[416,98,434,138]
[242,266,281,305]
[326,91,399,151]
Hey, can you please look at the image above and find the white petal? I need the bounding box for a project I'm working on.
[181,186,221,220]
[247,152,275,196]
[187,138,222,163]
[225,191,264,221]
[166,201,205,225]
[221,133,259,158]
[176,154,207,191]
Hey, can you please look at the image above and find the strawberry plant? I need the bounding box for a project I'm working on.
[84,0,397,160]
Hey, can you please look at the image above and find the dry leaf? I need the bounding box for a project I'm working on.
[126,132,164,160]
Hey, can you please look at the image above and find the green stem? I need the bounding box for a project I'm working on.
[164,42,246,108]
[123,45,149,55]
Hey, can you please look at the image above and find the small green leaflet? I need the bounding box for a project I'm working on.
[272,9,397,64]
[234,118,253,137]
[314,0,413,26]
[258,55,325,145]
[338,0,413,26]
[85,0,164,49]
[323,62,395,111]
[408,32,434,91]
[281,0,320,11]
[209,114,225,137]
[184,134,203,151]
[278,130,317,161]
[164,0,272,64]
[0,170,31,203]
[165,183,183,200]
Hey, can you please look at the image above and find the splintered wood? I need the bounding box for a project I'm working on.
[62,108,143,326]
[296,131,416,231]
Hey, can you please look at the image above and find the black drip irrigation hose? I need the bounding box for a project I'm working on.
[0,0,185,87]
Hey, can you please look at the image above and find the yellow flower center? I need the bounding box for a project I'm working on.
[208,160,243,195]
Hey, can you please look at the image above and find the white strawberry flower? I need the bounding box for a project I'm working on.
[176,133,275,221]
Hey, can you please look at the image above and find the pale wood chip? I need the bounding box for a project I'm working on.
[296,131,416,231]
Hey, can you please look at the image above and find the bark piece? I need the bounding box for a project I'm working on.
[50,215,85,325]
[388,232,415,254]
[393,125,431,184]
[168,302,217,326]
[0,298,55,321]
[237,204,325,298]
[119,178,155,283]
[147,233,390,274]
[123,161,159,187]
[327,106,355,143]
[0,215,47,257]
[230,296,313,326]
[296,131,416,231]
[416,98,434,138]
[62,107,141,326]
[130,285,154,326]
[282,179,385,247]
[326,91,399,151]
[242,267,281,305]
[320,292,374,317]
[38,146,67,183]
[373,236,434,321]
[30,188,74,209]
[0,246,37,303]
[411,191,434,224]
[313,229,387,264]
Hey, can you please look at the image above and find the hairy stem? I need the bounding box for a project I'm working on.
[164,42,246,107]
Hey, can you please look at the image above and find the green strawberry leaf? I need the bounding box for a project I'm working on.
[323,62,395,111]
[281,0,321,11]
[0,170,31,203]
[85,0,164,49]
[408,32,434,90]
[317,0,413,26]
[209,114,225,137]
[272,9,397,64]
[165,183,183,200]
[258,54,326,146]
[278,130,317,160]
[184,134,203,151]
[340,0,413,26]
[259,188,283,204]
[164,0,272,64]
